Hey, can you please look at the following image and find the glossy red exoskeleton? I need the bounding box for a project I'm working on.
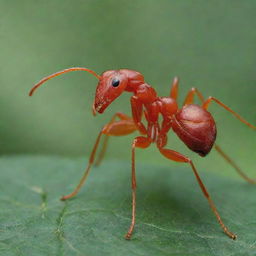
[29,67,256,240]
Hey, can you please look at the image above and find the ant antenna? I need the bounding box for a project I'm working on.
[29,67,101,96]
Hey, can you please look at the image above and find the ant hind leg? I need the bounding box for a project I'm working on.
[214,145,256,184]
[159,147,237,240]
[203,97,256,130]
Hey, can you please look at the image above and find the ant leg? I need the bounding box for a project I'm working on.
[95,113,133,166]
[184,87,255,129]
[94,135,109,166]
[125,136,151,240]
[214,145,256,184]
[61,116,137,201]
[183,87,256,130]
[159,147,237,239]
[60,130,103,200]
[170,77,179,100]
[203,97,256,130]
[131,96,147,135]
[183,87,205,105]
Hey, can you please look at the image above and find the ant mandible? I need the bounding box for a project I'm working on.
[29,67,256,240]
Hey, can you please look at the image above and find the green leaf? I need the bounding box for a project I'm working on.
[0,156,256,256]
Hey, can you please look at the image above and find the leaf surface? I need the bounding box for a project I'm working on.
[0,156,256,256]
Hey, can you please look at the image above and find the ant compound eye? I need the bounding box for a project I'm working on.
[112,78,120,87]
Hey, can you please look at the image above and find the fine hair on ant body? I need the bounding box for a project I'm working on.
[29,67,256,240]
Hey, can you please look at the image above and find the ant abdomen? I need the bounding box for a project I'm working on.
[172,104,217,156]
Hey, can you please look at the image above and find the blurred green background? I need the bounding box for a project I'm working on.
[0,0,255,177]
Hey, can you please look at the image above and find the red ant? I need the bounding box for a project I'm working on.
[29,67,256,240]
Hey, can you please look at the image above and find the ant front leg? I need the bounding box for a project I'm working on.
[131,96,147,135]
[159,147,237,240]
[125,136,151,240]
[95,112,134,166]
[183,87,256,183]
[61,112,137,201]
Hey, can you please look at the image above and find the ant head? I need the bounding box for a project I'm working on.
[93,70,128,114]
[29,67,143,115]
